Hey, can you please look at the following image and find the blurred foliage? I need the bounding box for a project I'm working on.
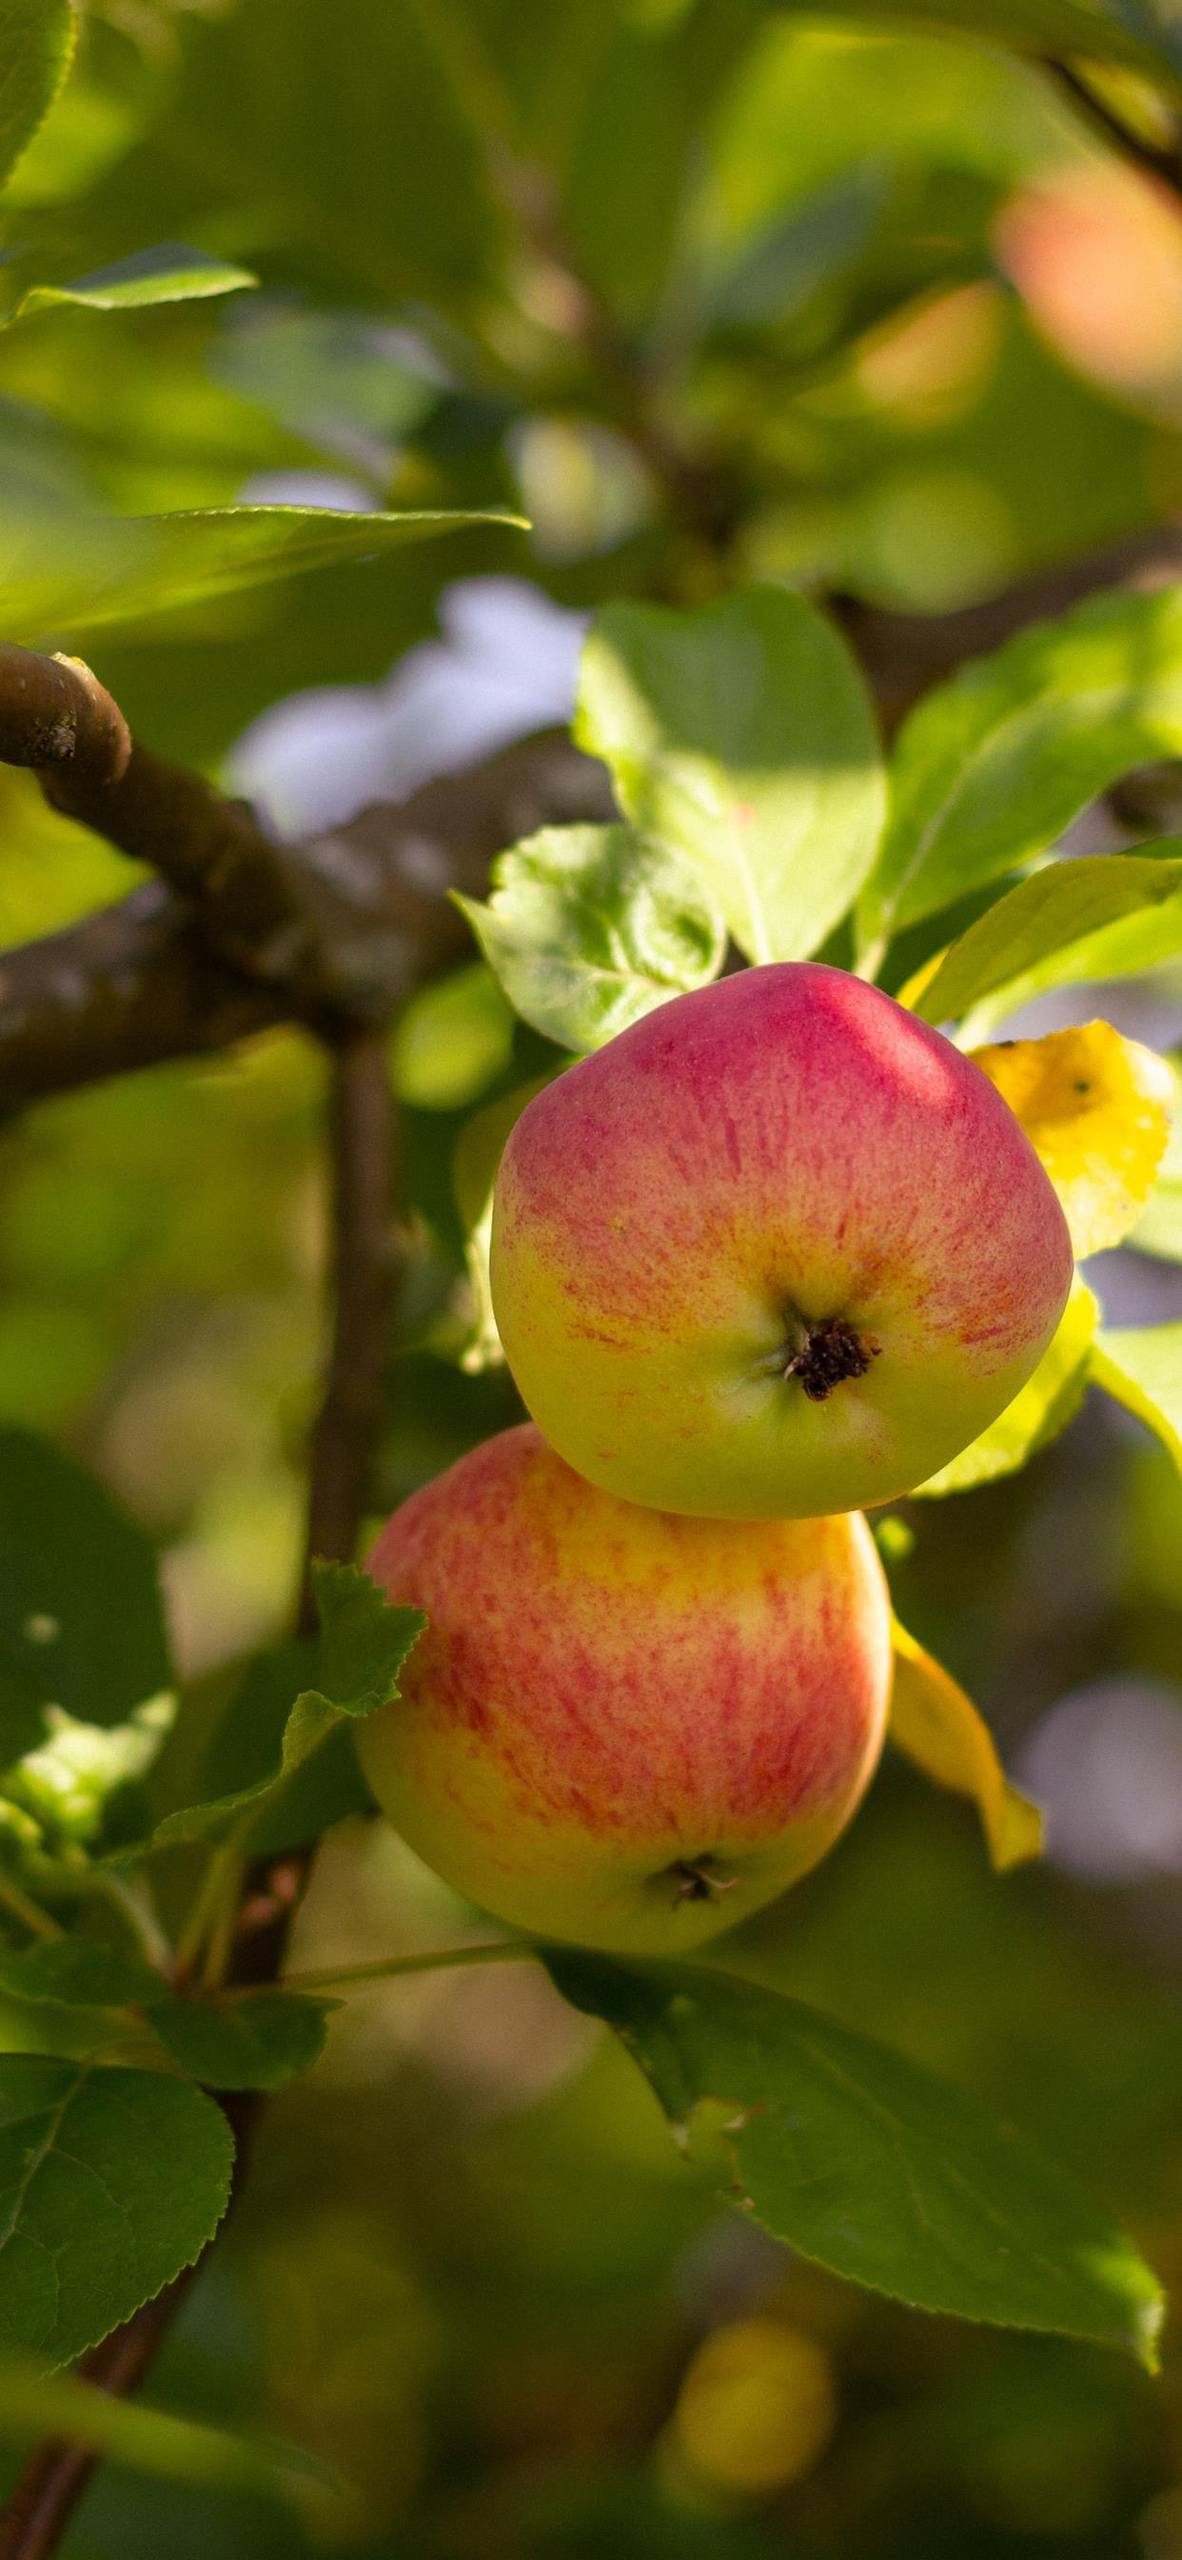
[2,0,1182,2551]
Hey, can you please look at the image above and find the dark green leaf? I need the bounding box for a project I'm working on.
[12,244,258,323]
[0,1939,161,2011]
[0,0,76,192]
[914,846,1182,1029]
[150,1570,423,1848]
[859,586,1182,964]
[311,1560,424,1715]
[457,824,726,1053]
[189,1640,372,1860]
[0,1429,172,1765]
[0,2057,233,2369]
[146,1989,332,2091]
[702,170,885,333]
[576,587,885,965]
[547,1954,1163,2362]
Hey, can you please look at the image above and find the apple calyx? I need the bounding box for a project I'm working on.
[665,1857,741,1905]
[766,1314,881,1404]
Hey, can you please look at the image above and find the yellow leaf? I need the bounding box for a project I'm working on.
[889,1618,1043,1871]
[973,1021,1175,1257]
[914,1274,1098,1497]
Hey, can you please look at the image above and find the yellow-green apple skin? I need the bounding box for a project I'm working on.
[490,963,1074,1519]
[357,1424,892,1957]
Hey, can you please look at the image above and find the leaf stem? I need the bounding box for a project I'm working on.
[0,1875,62,1941]
[277,1940,536,1995]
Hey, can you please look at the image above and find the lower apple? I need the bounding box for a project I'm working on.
[358,1424,892,1957]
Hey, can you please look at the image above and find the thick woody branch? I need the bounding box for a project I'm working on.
[0,728,613,1112]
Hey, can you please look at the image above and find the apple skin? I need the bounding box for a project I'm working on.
[489,963,1074,1519]
[357,1424,892,1957]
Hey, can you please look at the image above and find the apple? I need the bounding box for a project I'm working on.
[489,963,1074,1518]
[357,1423,892,1956]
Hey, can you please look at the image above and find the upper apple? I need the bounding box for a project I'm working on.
[489,962,1074,1518]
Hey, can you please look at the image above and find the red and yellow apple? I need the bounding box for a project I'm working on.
[357,1424,892,1955]
[490,963,1074,1518]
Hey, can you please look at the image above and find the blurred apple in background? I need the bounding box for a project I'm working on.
[358,1424,892,1956]
[490,965,1074,1519]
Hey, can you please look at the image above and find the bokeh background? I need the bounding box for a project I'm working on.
[1,3,1181,2552]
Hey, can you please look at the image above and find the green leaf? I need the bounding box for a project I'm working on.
[914,1278,1099,1498]
[0,0,76,193]
[0,2350,332,2500]
[146,1989,332,2092]
[774,0,1182,85]
[1133,1061,1182,1257]
[0,2057,233,2369]
[391,963,515,1112]
[547,1954,1163,2362]
[311,1559,422,1715]
[2,502,527,645]
[188,1639,372,1860]
[914,847,1182,1031]
[150,1567,423,1849]
[452,1076,555,1374]
[1090,1324,1182,1468]
[11,244,258,324]
[0,1939,161,2011]
[0,1429,172,1766]
[575,587,885,966]
[458,825,727,1054]
[858,586,1182,964]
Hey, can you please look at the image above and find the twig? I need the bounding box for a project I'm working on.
[300,1027,398,1617]
[0,649,129,784]
[1043,56,1182,199]
[0,1024,401,2551]
[280,1940,532,1994]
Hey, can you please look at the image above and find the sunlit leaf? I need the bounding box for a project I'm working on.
[0,2058,232,2368]
[0,0,76,193]
[974,1022,1175,1256]
[11,244,258,324]
[458,825,726,1053]
[915,1277,1099,1496]
[576,587,885,965]
[2,502,527,644]
[889,1619,1043,1870]
[1133,1058,1182,1257]
[548,1955,1164,2360]
[913,847,1182,1032]
[452,1077,555,1374]
[858,586,1182,964]
[1090,1323,1182,1468]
